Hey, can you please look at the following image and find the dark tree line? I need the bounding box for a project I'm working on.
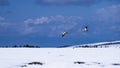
[0,44,40,48]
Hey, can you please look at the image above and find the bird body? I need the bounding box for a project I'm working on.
[62,32,68,37]
[82,26,88,32]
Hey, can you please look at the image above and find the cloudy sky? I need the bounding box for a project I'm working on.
[0,0,120,47]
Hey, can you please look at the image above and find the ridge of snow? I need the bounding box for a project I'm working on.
[71,40,120,48]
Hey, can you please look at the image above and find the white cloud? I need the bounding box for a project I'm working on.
[36,0,101,6]
[94,4,120,35]
[0,16,10,27]
[0,15,88,37]
[96,4,120,22]
[0,16,20,36]
[22,15,82,36]
[24,17,50,25]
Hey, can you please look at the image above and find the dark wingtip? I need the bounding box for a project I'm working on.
[62,35,64,37]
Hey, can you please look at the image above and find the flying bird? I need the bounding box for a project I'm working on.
[82,26,88,32]
[62,32,68,37]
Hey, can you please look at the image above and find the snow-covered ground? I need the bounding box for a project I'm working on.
[0,48,120,68]
[71,40,120,48]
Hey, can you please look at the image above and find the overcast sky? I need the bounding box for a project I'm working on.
[0,0,120,47]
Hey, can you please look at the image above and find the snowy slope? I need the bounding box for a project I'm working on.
[0,48,120,68]
[71,40,120,48]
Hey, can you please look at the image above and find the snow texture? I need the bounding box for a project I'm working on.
[0,48,120,68]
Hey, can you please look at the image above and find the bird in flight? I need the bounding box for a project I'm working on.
[61,26,88,37]
[61,32,68,37]
[82,26,88,32]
